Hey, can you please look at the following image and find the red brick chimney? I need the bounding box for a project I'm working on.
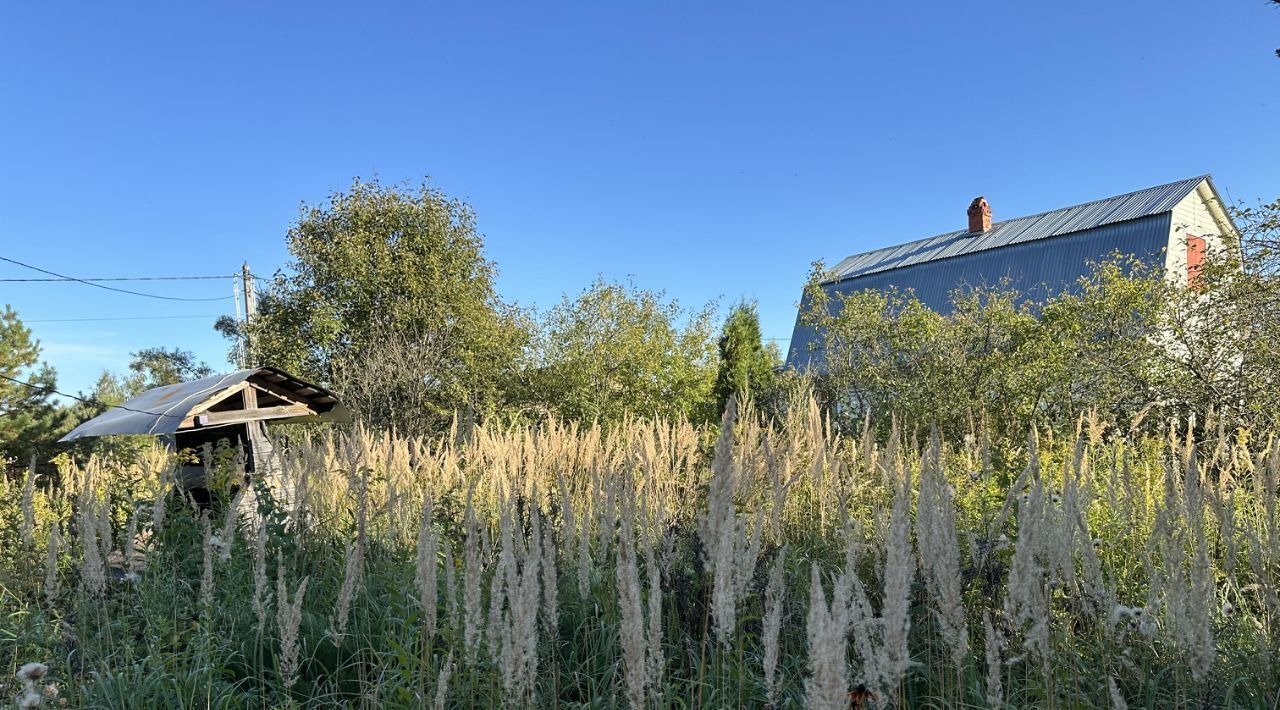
[967,196,991,234]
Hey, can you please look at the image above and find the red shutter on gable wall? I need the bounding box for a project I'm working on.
[1186,235,1206,287]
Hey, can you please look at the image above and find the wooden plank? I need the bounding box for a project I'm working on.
[195,404,314,428]
[178,382,250,428]
[248,379,305,406]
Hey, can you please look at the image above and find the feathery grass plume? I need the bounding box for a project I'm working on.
[557,476,589,599]
[499,499,542,705]
[199,512,215,613]
[841,530,884,695]
[576,481,594,598]
[983,612,1004,710]
[433,651,454,710]
[276,553,309,691]
[213,489,244,562]
[329,534,365,646]
[416,497,439,639]
[699,396,758,646]
[805,564,849,710]
[1002,429,1052,658]
[766,445,799,542]
[915,429,968,667]
[1004,476,1050,657]
[78,492,105,597]
[20,459,35,550]
[541,511,558,636]
[443,537,461,634]
[1107,676,1128,709]
[641,522,663,704]
[121,506,140,574]
[150,465,171,534]
[95,487,112,566]
[735,507,766,599]
[761,547,786,706]
[880,440,915,687]
[617,497,649,710]
[43,522,60,603]
[329,466,369,647]
[252,518,270,629]
[1178,437,1216,681]
[1066,447,1111,618]
[487,494,516,658]
[462,493,485,659]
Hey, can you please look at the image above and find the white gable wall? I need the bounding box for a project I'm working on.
[1165,180,1236,284]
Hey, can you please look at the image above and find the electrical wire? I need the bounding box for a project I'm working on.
[0,275,233,282]
[0,255,232,302]
[24,314,223,323]
[0,372,185,419]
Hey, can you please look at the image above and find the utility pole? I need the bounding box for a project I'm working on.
[241,262,257,366]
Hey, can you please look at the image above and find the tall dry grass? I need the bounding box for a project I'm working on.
[1,397,1279,707]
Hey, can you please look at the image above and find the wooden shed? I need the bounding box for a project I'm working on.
[60,366,348,489]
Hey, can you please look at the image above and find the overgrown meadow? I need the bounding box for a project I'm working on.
[3,398,1279,708]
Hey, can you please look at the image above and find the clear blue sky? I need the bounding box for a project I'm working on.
[2,1,1278,396]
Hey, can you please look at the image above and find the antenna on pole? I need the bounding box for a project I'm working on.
[241,262,257,367]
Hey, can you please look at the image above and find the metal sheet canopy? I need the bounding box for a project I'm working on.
[59,366,350,441]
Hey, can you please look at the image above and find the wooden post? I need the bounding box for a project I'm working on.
[241,262,256,365]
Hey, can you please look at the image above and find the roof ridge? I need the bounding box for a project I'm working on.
[984,174,1208,229]
[826,175,1209,280]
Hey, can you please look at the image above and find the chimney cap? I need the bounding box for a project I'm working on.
[967,196,992,234]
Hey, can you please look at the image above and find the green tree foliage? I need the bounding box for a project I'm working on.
[128,347,213,389]
[0,305,63,464]
[712,301,779,415]
[518,278,717,424]
[1155,198,1280,428]
[799,257,1175,438]
[217,178,528,434]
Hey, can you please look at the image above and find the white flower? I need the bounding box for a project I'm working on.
[1222,601,1235,617]
[209,534,231,562]
[16,663,48,683]
[18,689,42,708]
[1138,619,1157,639]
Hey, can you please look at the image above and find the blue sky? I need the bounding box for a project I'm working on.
[2,1,1278,396]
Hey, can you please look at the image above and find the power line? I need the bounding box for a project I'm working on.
[0,275,233,282]
[0,255,231,302]
[0,372,184,419]
[24,314,223,323]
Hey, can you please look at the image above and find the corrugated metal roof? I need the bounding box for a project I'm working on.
[825,175,1207,283]
[787,212,1173,370]
[59,367,348,440]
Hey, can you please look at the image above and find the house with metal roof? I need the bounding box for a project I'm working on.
[787,175,1238,370]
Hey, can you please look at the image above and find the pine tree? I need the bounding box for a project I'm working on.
[712,301,778,416]
[0,305,63,462]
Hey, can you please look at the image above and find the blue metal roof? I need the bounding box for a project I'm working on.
[787,176,1210,370]
[825,175,1206,283]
